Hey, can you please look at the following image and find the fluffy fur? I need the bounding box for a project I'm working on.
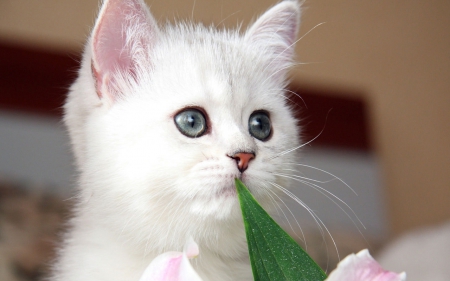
[51,0,301,280]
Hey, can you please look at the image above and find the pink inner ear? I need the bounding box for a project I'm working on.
[91,0,157,100]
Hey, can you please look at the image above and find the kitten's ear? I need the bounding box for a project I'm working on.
[245,1,300,74]
[91,0,159,101]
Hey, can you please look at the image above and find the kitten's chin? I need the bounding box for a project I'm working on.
[183,167,254,219]
[189,191,239,220]
[216,184,238,198]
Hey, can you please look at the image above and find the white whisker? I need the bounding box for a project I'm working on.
[257,179,306,245]
[260,182,285,219]
[267,126,325,160]
[268,109,332,161]
[280,168,335,184]
[269,181,339,267]
[285,163,357,195]
[271,190,306,246]
[296,22,326,46]
[216,10,241,28]
[191,0,196,20]
[274,172,366,232]
[281,88,308,109]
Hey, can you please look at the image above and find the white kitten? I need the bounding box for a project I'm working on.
[51,0,301,280]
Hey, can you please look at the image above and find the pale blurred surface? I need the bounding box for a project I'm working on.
[377,221,450,281]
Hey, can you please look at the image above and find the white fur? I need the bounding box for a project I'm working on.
[51,0,301,280]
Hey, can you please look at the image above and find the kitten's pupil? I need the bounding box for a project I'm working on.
[249,111,271,141]
[187,116,195,128]
[175,109,207,138]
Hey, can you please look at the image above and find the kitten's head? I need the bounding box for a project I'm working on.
[65,0,301,251]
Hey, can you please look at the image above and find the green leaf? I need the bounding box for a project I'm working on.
[235,179,327,281]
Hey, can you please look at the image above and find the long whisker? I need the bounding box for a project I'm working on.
[268,182,324,236]
[269,181,339,268]
[267,109,332,161]
[280,168,335,184]
[267,125,325,160]
[296,22,326,46]
[191,0,197,20]
[259,62,297,85]
[274,172,366,231]
[280,92,304,110]
[253,179,285,220]
[284,163,357,195]
[258,179,306,245]
[260,60,322,89]
[216,10,241,28]
[281,88,308,109]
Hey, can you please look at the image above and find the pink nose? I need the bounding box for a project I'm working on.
[229,152,255,173]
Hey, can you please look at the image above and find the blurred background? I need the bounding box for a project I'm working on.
[0,0,449,280]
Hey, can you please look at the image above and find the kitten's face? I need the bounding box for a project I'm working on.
[65,0,301,247]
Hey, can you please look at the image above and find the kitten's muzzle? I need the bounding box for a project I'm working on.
[228,152,255,173]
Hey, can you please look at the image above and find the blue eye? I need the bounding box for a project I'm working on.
[249,111,271,141]
[174,109,207,138]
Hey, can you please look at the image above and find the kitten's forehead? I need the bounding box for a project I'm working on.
[152,26,282,114]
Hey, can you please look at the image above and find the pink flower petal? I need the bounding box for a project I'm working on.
[139,239,203,281]
[139,251,183,281]
[326,249,406,281]
[177,252,203,281]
